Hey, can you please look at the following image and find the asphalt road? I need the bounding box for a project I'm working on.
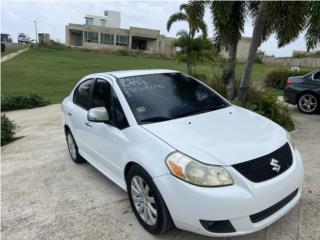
[1,104,320,240]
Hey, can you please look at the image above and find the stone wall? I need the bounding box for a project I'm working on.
[262,56,320,68]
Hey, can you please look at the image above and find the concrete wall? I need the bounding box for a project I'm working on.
[220,37,251,62]
[262,56,320,68]
[104,10,121,28]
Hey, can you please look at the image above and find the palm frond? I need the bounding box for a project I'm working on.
[265,1,308,47]
[210,1,246,50]
[167,12,188,32]
[180,3,188,11]
[306,1,320,51]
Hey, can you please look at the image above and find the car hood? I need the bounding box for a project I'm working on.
[142,106,288,166]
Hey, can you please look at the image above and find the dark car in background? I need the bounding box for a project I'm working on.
[284,70,320,114]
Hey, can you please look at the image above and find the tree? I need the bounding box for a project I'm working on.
[209,1,247,100]
[174,30,216,74]
[239,1,316,101]
[167,1,209,74]
[167,1,207,39]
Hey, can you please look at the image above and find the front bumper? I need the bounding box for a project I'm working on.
[154,148,304,237]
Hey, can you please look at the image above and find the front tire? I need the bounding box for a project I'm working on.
[126,165,174,235]
[297,93,319,114]
[66,130,85,163]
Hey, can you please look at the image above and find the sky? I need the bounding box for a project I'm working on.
[1,0,318,57]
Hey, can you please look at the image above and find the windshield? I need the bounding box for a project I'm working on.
[117,73,230,124]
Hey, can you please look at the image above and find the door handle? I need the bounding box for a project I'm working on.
[85,122,92,128]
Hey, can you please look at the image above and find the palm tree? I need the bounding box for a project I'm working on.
[238,1,317,101]
[167,1,207,39]
[209,1,247,100]
[174,30,215,74]
[167,1,208,74]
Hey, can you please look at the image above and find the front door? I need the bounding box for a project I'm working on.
[85,78,130,185]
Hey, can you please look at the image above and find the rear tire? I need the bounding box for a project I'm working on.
[126,165,174,235]
[297,93,319,114]
[66,130,85,163]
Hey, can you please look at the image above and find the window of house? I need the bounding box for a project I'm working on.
[100,19,106,27]
[85,17,94,25]
[116,35,129,46]
[73,79,94,110]
[100,33,114,45]
[84,31,98,43]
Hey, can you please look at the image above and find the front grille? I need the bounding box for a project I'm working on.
[250,189,298,223]
[233,143,293,183]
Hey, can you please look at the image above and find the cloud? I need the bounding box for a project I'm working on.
[1,0,318,56]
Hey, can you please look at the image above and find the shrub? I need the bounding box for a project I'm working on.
[116,49,132,56]
[35,40,70,50]
[1,94,50,111]
[1,114,16,146]
[264,68,310,90]
[254,55,263,64]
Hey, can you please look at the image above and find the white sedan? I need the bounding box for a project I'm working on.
[61,69,304,237]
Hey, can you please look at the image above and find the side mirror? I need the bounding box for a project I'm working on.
[87,107,109,122]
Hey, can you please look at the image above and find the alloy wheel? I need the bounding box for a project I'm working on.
[131,176,158,225]
[298,94,318,113]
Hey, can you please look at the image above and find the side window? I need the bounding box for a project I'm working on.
[313,71,320,80]
[112,92,129,129]
[73,79,94,110]
[91,79,112,108]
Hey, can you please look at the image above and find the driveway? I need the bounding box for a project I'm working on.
[1,104,320,240]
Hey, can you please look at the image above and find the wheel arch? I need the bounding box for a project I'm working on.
[64,124,70,134]
[124,162,146,186]
[296,90,320,104]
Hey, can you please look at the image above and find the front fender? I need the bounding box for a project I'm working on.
[120,126,174,182]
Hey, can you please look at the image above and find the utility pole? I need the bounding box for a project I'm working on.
[34,21,38,43]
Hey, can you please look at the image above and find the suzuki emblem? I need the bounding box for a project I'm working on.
[270,159,281,172]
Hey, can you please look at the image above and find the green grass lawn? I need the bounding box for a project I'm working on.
[1,47,314,103]
[1,45,28,57]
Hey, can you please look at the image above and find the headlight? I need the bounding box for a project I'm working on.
[287,132,295,149]
[165,152,234,187]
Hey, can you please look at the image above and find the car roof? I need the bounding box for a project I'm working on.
[104,69,179,78]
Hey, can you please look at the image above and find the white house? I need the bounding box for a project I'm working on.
[84,10,121,28]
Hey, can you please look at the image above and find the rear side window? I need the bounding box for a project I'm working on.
[73,79,94,110]
[313,71,320,80]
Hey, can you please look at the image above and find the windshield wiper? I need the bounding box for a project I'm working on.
[140,116,173,123]
[174,105,226,118]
